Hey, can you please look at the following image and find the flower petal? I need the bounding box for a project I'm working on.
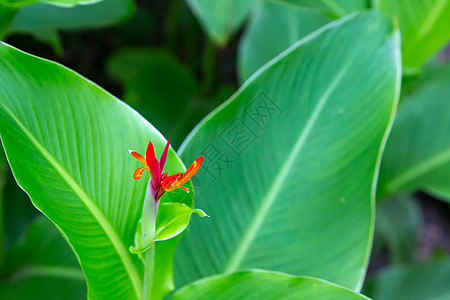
[177,156,203,186]
[146,141,156,168]
[160,156,203,192]
[129,150,147,166]
[150,156,161,191]
[133,167,148,180]
[159,139,170,171]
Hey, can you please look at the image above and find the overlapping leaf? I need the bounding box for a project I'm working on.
[174,11,400,290]
[237,1,331,82]
[378,65,450,201]
[376,0,450,71]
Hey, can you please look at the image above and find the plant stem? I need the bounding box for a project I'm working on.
[143,244,155,300]
[141,180,158,299]
[141,180,159,247]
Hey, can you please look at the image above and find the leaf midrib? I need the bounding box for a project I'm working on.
[223,62,351,274]
[0,101,143,298]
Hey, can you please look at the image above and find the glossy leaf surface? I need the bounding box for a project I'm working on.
[171,270,370,300]
[0,43,193,299]
[376,0,450,71]
[174,11,400,290]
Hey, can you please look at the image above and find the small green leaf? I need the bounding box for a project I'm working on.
[170,270,370,300]
[376,0,450,71]
[192,208,208,217]
[155,203,207,242]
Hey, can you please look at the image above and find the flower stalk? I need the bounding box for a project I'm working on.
[129,140,203,255]
[129,139,204,299]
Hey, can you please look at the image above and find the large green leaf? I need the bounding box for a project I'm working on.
[171,270,370,300]
[174,11,400,290]
[0,217,86,299]
[271,0,369,18]
[376,0,450,72]
[363,257,450,300]
[374,195,422,263]
[8,0,134,32]
[237,1,332,82]
[185,0,258,45]
[0,42,194,299]
[378,67,450,201]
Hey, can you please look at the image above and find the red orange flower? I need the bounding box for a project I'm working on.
[129,140,202,201]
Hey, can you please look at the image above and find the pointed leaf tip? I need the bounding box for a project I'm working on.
[193,209,209,218]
